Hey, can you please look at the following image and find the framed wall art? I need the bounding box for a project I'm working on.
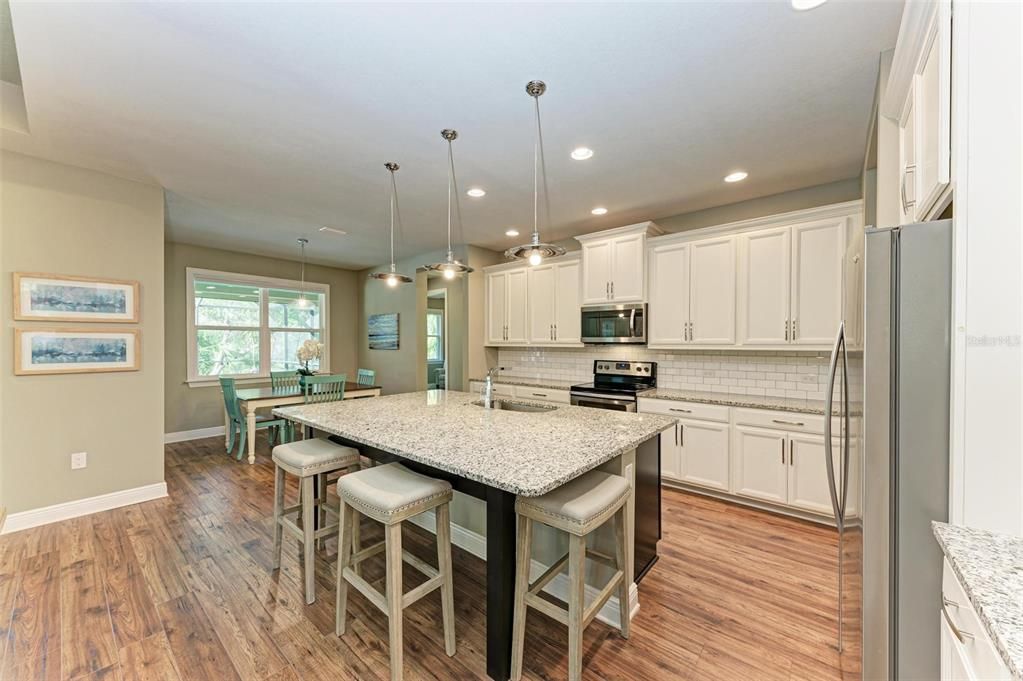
[14,328,141,375]
[368,313,399,350]
[13,273,139,323]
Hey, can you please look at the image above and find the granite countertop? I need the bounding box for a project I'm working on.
[276,390,673,497]
[933,522,1023,679]
[468,377,576,391]
[638,387,856,416]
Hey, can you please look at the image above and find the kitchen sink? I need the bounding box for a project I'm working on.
[472,400,558,413]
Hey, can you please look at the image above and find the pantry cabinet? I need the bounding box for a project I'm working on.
[526,259,581,345]
[577,222,662,304]
[485,268,528,345]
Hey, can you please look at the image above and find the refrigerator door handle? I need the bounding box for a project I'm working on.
[823,321,845,528]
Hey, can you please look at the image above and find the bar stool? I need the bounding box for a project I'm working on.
[510,470,632,681]
[272,437,361,604]
[335,462,456,681]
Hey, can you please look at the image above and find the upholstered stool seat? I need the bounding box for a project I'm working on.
[511,470,632,681]
[271,437,361,604]
[335,463,456,681]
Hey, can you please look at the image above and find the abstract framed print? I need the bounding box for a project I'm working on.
[13,273,139,323]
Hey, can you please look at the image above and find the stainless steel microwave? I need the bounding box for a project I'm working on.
[580,303,647,344]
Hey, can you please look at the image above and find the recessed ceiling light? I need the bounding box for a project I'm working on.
[591,207,608,215]
[319,226,347,235]
[724,171,748,183]
[791,0,827,10]
[505,228,520,237]
[571,147,594,161]
[467,187,486,198]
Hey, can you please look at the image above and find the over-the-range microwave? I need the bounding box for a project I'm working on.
[580,303,647,344]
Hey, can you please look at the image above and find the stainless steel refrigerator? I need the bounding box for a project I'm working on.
[827,219,952,680]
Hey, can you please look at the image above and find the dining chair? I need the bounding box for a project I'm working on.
[271,370,300,390]
[220,376,289,460]
[303,373,347,403]
[356,368,376,386]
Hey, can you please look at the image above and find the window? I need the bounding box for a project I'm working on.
[426,310,444,362]
[187,268,328,384]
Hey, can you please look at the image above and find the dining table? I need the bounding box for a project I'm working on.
[231,383,382,464]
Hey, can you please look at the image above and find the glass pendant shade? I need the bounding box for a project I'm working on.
[423,129,474,277]
[505,80,565,265]
[369,162,414,285]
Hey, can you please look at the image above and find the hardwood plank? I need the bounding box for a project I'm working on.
[157,593,242,681]
[7,551,61,675]
[60,558,119,679]
[118,632,181,681]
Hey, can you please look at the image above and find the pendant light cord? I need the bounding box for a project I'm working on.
[446,139,465,262]
[532,93,553,245]
[389,170,397,270]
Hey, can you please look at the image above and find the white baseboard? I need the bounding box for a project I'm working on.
[1,482,168,535]
[165,425,225,443]
[408,510,639,626]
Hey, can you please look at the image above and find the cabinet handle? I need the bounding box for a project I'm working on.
[606,282,610,299]
[669,408,692,413]
[781,439,786,465]
[772,418,805,427]
[793,319,797,340]
[790,442,794,466]
[680,423,684,448]
[611,281,614,298]
[941,601,974,643]
[553,324,557,341]
[785,319,789,341]
[531,392,548,398]
[674,422,678,447]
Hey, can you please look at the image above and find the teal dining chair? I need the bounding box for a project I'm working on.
[303,374,347,403]
[271,370,300,391]
[356,368,376,386]
[220,377,290,460]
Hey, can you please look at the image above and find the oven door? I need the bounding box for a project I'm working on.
[570,392,637,412]
[580,304,646,344]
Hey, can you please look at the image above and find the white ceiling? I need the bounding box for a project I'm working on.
[2,1,901,270]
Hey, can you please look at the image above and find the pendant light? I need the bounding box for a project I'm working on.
[423,129,474,279]
[505,80,565,266]
[368,162,414,287]
[296,238,309,307]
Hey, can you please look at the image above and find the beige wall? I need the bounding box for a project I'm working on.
[164,241,360,434]
[0,151,165,514]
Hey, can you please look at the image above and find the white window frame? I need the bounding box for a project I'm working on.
[426,308,444,362]
[186,267,330,387]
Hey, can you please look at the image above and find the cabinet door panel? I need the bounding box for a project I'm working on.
[732,426,787,504]
[554,261,581,343]
[899,92,917,224]
[739,227,790,345]
[486,272,507,344]
[689,236,736,344]
[527,265,556,343]
[914,1,951,219]
[505,269,529,344]
[940,610,976,680]
[610,233,645,302]
[648,244,689,346]
[791,218,845,345]
[660,426,682,482]
[787,433,838,516]
[581,241,612,304]
[679,419,730,491]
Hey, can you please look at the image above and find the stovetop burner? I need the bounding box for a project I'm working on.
[570,360,657,397]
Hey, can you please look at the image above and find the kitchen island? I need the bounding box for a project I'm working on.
[275,390,673,681]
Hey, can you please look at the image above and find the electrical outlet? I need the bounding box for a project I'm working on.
[70,451,87,470]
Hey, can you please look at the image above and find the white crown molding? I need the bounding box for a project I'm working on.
[1,482,168,535]
[165,425,226,443]
[574,220,663,244]
[481,251,581,274]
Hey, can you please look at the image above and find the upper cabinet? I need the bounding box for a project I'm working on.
[486,256,581,348]
[790,218,846,345]
[649,236,735,347]
[485,268,528,345]
[884,0,952,223]
[577,222,662,305]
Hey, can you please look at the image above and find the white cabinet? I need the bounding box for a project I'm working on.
[679,419,730,492]
[940,559,1012,680]
[732,426,789,505]
[940,611,975,681]
[660,425,682,482]
[486,269,528,345]
[787,433,839,516]
[554,260,581,344]
[577,222,661,304]
[527,259,580,345]
[737,217,846,348]
[689,236,736,345]
[527,264,556,344]
[647,243,689,345]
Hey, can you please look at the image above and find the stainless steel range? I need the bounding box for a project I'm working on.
[570,360,657,412]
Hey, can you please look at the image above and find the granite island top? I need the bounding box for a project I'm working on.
[933,522,1023,679]
[275,390,674,497]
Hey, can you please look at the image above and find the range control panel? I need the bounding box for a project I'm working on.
[594,360,656,376]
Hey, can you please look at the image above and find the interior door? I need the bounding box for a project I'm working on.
[739,226,790,345]
[609,233,645,302]
[791,218,845,345]
[553,261,581,343]
[689,236,736,344]
[581,240,612,304]
[732,425,788,504]
[787,433,839,516]
[486,272,507,344]
[527,264,556,343]
[679,419,730,491]
[647,243,689,346]
[505,269,529,344]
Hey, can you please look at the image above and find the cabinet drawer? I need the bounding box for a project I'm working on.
[942,559,1012,680]
[637,398,729,423]
[733,408,827,435]
[513,386,570,404]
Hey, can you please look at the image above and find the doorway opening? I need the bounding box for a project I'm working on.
[426,289,447,389]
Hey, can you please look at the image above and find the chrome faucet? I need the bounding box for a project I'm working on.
[482,366,505,408]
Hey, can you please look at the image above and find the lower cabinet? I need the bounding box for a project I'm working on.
[940,559,1012,680]
[787,432,839,515]
[678,418,730,492]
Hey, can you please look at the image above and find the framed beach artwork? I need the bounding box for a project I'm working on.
[14,328,141,375]
[13,273,139,323]
[368,313,399,350]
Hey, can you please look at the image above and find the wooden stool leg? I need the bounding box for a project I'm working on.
[335,500,353,636]
[436,503,456,657]
[316,474,327,550]
[385,523,404,681]
[510,515,533,680]
[351,509,362,578]
[614,506,631,639]
[567,533,586,681]
[272,465,285,571]
[301,476,316,604]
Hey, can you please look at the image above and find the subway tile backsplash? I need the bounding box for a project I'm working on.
[496,346,858,401]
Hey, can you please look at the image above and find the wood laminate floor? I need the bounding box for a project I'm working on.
[0,433,861,680]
